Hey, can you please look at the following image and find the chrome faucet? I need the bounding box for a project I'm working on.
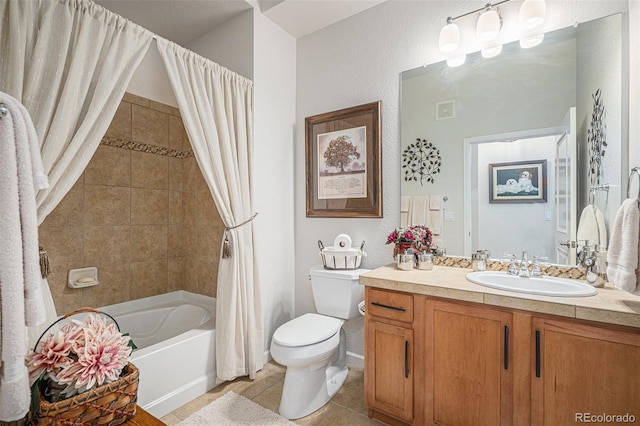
[582,244,605,288]
[518,251,530,278]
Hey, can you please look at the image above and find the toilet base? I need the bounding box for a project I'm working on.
[278,363,349,420]
[278,329,349,420]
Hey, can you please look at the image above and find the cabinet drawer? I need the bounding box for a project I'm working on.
[367,288,414,323]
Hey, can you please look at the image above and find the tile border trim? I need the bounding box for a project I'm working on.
[101,136,194,159]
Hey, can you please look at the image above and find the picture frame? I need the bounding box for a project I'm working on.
[489,159,547,203]
[305,101,382,218]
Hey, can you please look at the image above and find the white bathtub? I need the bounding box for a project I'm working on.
[101,291,217,418]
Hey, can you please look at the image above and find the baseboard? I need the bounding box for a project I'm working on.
[347,351,364,368]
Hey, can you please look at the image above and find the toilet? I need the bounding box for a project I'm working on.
[270,265,370,420]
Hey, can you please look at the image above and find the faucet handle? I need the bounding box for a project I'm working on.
[504,254,518,275]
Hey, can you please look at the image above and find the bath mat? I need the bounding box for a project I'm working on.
[176,391,298,425]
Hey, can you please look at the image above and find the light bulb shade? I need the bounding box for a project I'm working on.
[519,0,546,29]
[447,54,466,67]
[439,21,460,53]
[476,8,501,42]
[520,33,544,48]
[481,44,503,58]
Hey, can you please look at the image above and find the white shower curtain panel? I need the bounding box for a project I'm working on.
[0,2,152,419]
[157,38,264,381]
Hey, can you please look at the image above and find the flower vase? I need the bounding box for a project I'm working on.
[393,243,430,259]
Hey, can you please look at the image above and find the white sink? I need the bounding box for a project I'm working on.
[466,271,598,297]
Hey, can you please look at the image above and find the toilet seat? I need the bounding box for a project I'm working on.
[273,313,343,347]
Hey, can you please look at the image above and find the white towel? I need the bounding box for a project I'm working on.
[577,204,608,249]
[429,194,443,210]
[400,196,411,227]
[606,198,640,295]
[0,93,48,421]
[410,196,429,226]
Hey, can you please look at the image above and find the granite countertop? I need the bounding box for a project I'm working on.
[360,264,640,329]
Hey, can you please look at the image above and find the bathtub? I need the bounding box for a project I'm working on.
[101,291,217,418]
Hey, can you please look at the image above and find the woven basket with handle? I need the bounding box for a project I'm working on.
[31,308,139,426]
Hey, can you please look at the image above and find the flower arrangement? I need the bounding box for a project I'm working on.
[26,313,134,402]
[386,225,433,250]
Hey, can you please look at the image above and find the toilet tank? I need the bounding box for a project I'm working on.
[309,265,370,319]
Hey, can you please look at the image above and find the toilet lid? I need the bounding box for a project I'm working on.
[273,313,343,347]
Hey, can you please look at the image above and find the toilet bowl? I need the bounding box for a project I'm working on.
[270,265,370,420]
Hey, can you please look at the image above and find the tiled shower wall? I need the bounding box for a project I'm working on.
[38,93,224,314]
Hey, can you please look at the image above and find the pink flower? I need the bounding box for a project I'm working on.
[55,315,132,396]
[26,313,133,399]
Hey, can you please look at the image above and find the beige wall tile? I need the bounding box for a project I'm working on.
[85,185,131,226]
[182,191,197,226]
[132,104,169,147]
[105,101,132,140]
[130,260,167,299]
[197,259,217,297]
[168,258,184,293]
[84,225,131,266]
[168,224,184,258]
[82,263,130,308]
[169,115,189,151]
[85,145,131,187]
[169,191,183,225]
[197,225,219,260]
[150,100,180,116]
[130,225,167,263]
[123,92,149,108]
[184,257,198,293]
[40,180,84,228]
[131,151,168,189]
[39,225,83,262]
[184,158,199,191]
[131,188,168,225]
[168,157,184,192]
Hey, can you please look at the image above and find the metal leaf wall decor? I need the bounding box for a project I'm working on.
[402,138,442,185]
[587,89,607,185]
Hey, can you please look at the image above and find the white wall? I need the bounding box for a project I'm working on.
[251,8,297,359]
[127,45,178,107]
[187,10,254,80]
[294,0,629,322]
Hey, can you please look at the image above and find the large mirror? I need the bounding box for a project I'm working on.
[400,13,626,266]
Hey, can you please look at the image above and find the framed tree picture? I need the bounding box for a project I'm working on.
[305,101,382,217]
[489,159,548,203]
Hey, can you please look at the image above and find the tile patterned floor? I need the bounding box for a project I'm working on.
[160,361,383,425]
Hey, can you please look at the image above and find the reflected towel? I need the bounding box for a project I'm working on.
[606,198,640,295]
[429,194,443,210]
[410,196,429,226]
[577,204,607,249]
[400,196,411,227]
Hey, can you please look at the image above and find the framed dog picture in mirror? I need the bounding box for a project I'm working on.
[489,159,547,203]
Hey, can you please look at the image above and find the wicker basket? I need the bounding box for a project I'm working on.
[31,308,139,426]
[34,363,138,426]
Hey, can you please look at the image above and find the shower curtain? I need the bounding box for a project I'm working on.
[0,0,152,420]
[157,38,264,381]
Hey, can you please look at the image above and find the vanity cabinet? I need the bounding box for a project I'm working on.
[364,287,416,425]
[531,317,640,426]
[424,299,514,426]
[364,283,640,425]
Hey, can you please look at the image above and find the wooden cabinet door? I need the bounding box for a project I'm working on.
[532,318,640,426]
[425,300,513,426]
[365,320,414,423]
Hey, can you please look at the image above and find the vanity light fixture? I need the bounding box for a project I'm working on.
[481,44,503,58]
[476,4,502,42]
[447,54,467,67]
[519,0,547,29]
[439,0,547,67]
[520,33,544,48]
[439,17,460,53]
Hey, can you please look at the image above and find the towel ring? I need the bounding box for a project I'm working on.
[628,167,640,199]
